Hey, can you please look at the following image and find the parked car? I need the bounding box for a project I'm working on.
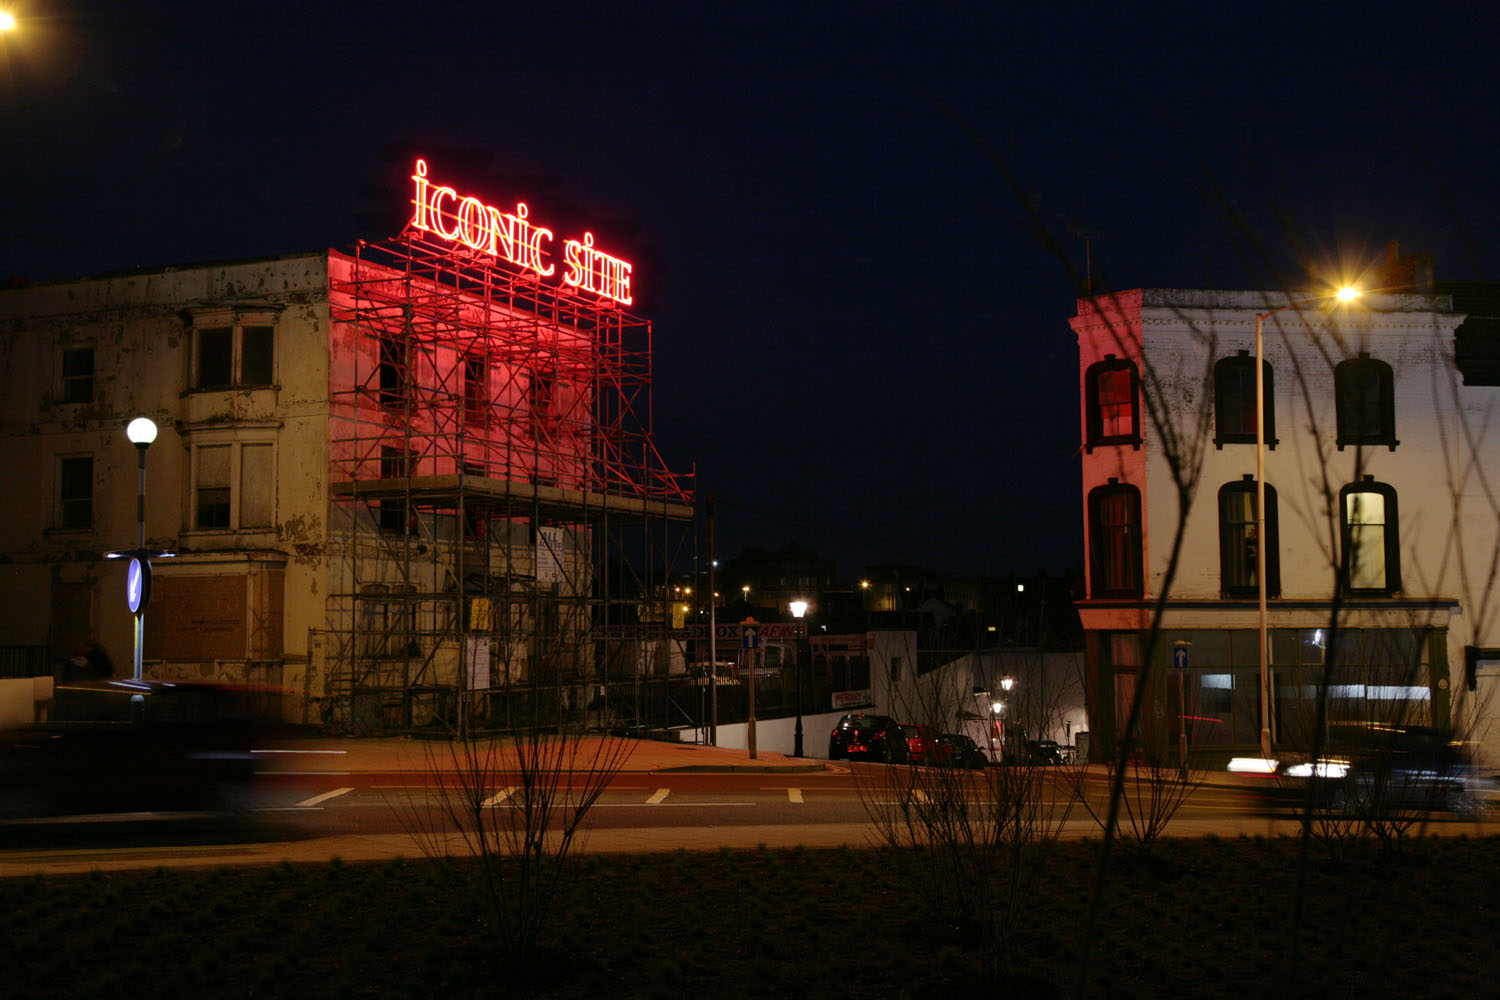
[933,733,989,768]
[900,722,940,764]
[1027,739,1064,765]
[828,713,909,763]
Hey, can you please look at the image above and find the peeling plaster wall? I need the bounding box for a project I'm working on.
[0,254,331,722]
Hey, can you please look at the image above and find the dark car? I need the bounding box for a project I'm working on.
[828,713,910,763]
[900,722,940,764]
[932,733,989,768]
[1272,724,1494,818]
[1027,740,1064,765]
[0,679,273,820]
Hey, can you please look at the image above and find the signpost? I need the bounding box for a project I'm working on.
[743,618,760,760]
[1173,642,1190,779]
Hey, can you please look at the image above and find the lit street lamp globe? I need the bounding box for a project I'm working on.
[126,417,158,446]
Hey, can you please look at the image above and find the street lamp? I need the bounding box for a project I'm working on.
[1254,287,1360,759]
[789,599,808,757]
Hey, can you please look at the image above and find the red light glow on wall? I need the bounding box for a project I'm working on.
[410,159,633,305]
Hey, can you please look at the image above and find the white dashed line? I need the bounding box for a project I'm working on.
[646,788,671,804]
[788,788,804,803]
[296,787,354,807]
[482,786,518,807]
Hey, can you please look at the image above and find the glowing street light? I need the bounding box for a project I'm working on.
[1253,287,1361,759]
[0,12,16,31]
[789,600,809,757]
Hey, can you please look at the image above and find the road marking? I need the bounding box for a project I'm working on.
[482,786,518,808]
[788,788,804,803]
[913,789,930,803]
[296,787,353,807]
[646,788,670,805]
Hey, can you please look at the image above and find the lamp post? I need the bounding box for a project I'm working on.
[125,418,157,721]
[1254,287,1359,759]
[789,600,808,757]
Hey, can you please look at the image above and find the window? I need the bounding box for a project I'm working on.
[196,445,232,528]
[463,355,487,424]
[195,323,274,388]
[378,336,407,409]
[1088,480,1142,597]
[1341,478,1400,594]
[1213,351,1275,447]
[1084,356,1140,450]
[61,347,94,404]
[462,462,486,541]
[1335,353,1396,450]
[529,367,556,441]
[191,442,275,531]
[1219,477,1279,597]
[58,455,93,530]
[379,446,413,534]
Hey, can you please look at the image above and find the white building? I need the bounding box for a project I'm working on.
[1071,283,1500,764]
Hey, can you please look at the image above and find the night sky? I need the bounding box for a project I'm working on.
[3,2,1497,578]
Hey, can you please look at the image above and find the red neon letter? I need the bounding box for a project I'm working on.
[529,226,555,277]
[430,186,460,241]
[411,159,431,231]
[458,196,494,253]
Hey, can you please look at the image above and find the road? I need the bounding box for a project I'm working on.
[3,761,1494,876]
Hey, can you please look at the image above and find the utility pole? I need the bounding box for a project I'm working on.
[707,495,717,746]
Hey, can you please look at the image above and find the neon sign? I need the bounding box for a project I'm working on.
[410,159,633,306]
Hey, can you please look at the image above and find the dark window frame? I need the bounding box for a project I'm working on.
[1088,480,1143,598]
[58,455,94,530]
[194,322,275,390]
[378,336,408,410]
[1340,478,1401,595]
[1335,353,1397,450]
[379,445,414,534]
[1213,351,1277,448]
[1084,356,1141,452]
[463,354,487,424]
[60,347,95,404]
[1218,477,1280,598]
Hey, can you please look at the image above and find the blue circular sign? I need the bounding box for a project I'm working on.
[127,557,151,614]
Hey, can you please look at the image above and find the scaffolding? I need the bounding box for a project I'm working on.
[324,229,695,734]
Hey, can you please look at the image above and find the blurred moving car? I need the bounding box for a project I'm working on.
[1271,724,1495,818]
[828,713,910,763]
[900,722,940,765]
[0,680,275,820]
[932,733,989,769]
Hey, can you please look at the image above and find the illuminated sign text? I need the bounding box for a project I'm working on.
[410,159,633,306]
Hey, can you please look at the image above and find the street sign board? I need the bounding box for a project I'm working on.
[1172,644,1189,670]
[742,625,760,650]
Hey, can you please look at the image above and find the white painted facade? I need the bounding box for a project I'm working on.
[1072,289,1500,763]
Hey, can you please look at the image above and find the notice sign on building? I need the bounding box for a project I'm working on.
[465,636,491,691]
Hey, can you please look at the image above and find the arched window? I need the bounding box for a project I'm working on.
[1335,353,1397,450]
[1341,477,1400,594]
[1219,477,1279,597]
[1089,480,1143,598]
[1214,351,1276,448]
[1084,356,1141,451]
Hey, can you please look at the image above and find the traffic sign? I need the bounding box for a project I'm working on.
[1172,644,1189,670]
[127,557,151,614]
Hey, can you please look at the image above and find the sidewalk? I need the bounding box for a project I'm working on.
[256,732,831,775]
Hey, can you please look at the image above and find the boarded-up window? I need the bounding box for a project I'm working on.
[145,575,247,660]
[240,444,274,527]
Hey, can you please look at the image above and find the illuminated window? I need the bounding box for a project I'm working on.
[61,347,94,404]
[190,442,274,531]
[195,323,274,389]
[1219,478,1278,597]
[1341,478,1399,594]
[1089,480,1142,598]
[1335,353,1396,450]
[1213,351,1275,447]
[1084,356,1140,451]
[379,336,408,410]
[58,455,93,530]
